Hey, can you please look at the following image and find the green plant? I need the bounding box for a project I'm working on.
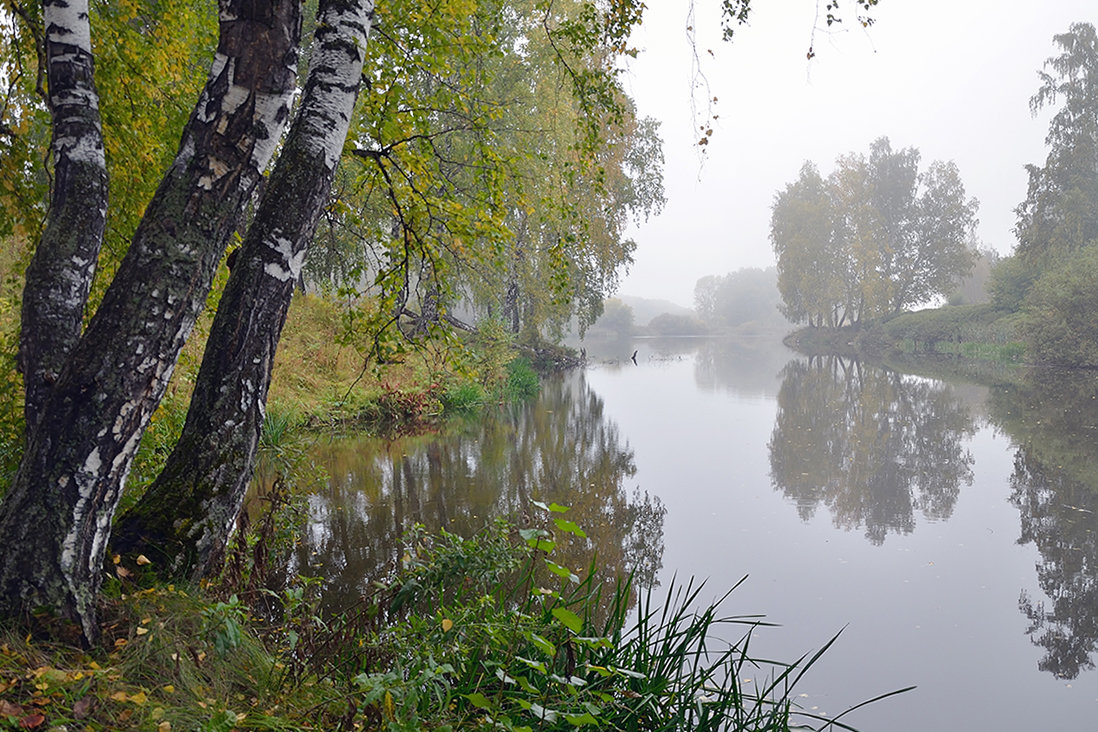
[260,401,306,455]
[334,504,910,730]
[441,380,487,412]
[0,503,909,731]
[504,357,539,401]
[470,317,513,392]
[202,594,246,656]
[0,295,24,496]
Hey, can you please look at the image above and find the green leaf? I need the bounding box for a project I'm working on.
[526,536,556,554]
[515,656,547,674]
[611,666,647,679]
[526,701,558,722]
[465,692,493,709]
[551,607,583,634]
[564,712,599,726]
[552,518,587,537]
[496,669,540,694]
[575,636,613,650]
[544,560,579,583]
[528,632,556,657]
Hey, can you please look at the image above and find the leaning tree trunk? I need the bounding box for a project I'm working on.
[0,0,302,643]
[17,0,108,436]
[112,0,375,580]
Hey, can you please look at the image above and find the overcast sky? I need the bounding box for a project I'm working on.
[616,0,1097,307]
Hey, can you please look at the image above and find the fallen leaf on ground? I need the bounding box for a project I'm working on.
[73,696,94,718]
[18,713,44,729]
[0,700,24,717]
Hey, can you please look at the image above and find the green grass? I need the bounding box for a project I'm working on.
[442,380,488,412]
[504,357,540,401]
[0,508,909,731]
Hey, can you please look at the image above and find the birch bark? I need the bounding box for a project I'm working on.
[0,0,302,642]
[113,0,375,580]
[17,0,108,435]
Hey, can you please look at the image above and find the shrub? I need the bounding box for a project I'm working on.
[647,312,709,336]
[1021,243,1098,366]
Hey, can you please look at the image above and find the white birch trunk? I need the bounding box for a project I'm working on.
[114,0,375,580]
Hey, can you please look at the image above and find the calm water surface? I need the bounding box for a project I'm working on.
[290,336,1098,730]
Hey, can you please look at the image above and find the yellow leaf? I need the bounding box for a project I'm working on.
[441,618,453,632]
[136,555,152,566]
[157,722,172,732]
[162,685,175,694]
[136,627,149,636]
[109,691,129,703]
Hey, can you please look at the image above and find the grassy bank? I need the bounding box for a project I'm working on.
[0,509,904,731]
[784,304,1026,366]
[125,294,544,494]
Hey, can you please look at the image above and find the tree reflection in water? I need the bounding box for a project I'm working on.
[266,371,664,615]
[991,371,1098,680]
[768,356,975,544]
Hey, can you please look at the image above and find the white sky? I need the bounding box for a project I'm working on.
[617,0,1098,307]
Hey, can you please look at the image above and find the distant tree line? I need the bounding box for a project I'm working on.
[693,266,788,331]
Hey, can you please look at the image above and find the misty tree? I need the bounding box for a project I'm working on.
[771,138,978,327]
[770,162,845,325]
[693,267,785,329]
[1012,23,1098,366]
[947,246,998,305]
[589,298,636,337]
[1015,22,1098,268]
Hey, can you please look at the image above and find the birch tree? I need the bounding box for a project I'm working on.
[111,0,375,580]
[772,139,976,327]
[0,0,306,641]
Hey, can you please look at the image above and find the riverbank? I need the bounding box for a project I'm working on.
[783,303,1027,367]
[124,295,552,494]
[0,508,889,731]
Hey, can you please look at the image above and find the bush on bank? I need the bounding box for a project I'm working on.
[784,304,1026,366]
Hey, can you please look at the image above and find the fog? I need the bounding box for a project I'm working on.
[618,0,1097,307]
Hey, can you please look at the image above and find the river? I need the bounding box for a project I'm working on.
[280,335,1098,730]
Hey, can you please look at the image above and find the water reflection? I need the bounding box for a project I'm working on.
[693,337,793,398]
[768,356,976,544]
[279,371,664,611]
[989,371,1098,679]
